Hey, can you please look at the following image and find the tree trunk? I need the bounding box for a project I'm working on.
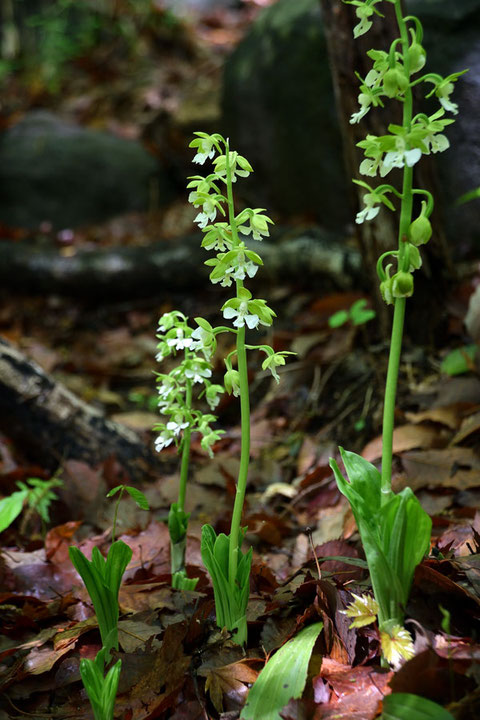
[0,231,362,299]
[319,0,453,340]
[0,337,162,481]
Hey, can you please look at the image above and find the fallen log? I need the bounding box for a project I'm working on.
[0,230,362,299]
[0,337,161,481]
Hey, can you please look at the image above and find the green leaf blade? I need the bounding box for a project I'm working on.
[382,692,455,720]
[124,486,150,510]
[240,622,323,720]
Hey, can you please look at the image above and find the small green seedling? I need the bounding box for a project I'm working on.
[331,0,465,663]
[80,647,122,720]
[240,622,323,720]
[69,540,132,660]
[328,298,376,328]
[0,474,63,535]
[106,484,149,544]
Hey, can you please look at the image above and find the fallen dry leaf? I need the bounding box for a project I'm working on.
[405,403,473,431]
[362,424,441,463]
[400,447,480,492]
[199,659,258,713]
[313,658,392,719]
[450,410,480,446]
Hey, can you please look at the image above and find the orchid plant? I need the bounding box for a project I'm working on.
[331,0,465,664]
[186,132,293,645]
[154,310,224,590]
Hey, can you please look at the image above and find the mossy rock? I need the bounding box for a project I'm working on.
[0,111,169,230]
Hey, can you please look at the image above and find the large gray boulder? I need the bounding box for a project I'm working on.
[222,0,480,248]
[0,111,167,230]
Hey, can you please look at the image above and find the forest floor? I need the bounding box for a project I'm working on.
[1,2,480,719]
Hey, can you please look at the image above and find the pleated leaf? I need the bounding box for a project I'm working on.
[240,622,323,720]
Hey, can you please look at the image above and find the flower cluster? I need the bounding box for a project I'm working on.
[346,1,466,305]
[154,311,224,458]
[187,132,291,387]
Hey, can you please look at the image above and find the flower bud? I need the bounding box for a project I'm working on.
[224,368,241,396]
[407,244,422,271]
[383,67,409,98]
[407,42,426,73]
[409,214,432,246]
[380,277,394,305]
[392,271,414,298]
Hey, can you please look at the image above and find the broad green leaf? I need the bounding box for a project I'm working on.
[330,448,383,526]
[381,693,455,720]
[440,345,476,376]
[240,622,323,720]
[379,488,431,603]
[104,541,133,599]
[69,546,119,652]
[124,486,149,510]
[0,490,28,533]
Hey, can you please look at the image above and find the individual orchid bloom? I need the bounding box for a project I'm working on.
[350,94,372,124]
[350,76,385,124]
[223,299,260,329]
[356,192,381,224]
[201,223,233,252]
[189,132,220,164]
[357,134,385,176]
[345,0,383,39]
[224,368,241,397]
[424,71,466,116]
[155,429,175,452]
[193,194,223,229]
[213,151,253,183]
[200,428,225,458]
[225,258,259,282]
[435,80,458,115]
[166,328,193,352]
[381,136,421,175]
[204,383,224,410]
[157,375,176,399]
[166,417,189,437]
[261,351,294,383]
[158,310,187,334]
[184,358,213,384]
[236,208,273,241]
[380,625,415,667]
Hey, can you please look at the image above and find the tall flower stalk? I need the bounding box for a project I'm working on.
[332,0,465,664]
[187,132,292,644]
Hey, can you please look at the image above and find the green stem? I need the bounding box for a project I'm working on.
[380,1,414,502]
[112,487,124,544]
[224,140,251,591]
[178,378,193,512]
